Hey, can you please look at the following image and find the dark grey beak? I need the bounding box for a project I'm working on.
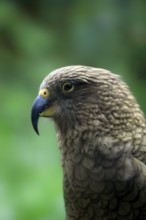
[31,96,49,135]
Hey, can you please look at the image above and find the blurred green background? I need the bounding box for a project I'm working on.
[1,1,146,220]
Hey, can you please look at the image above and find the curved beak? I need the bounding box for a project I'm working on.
[31,96,50,135]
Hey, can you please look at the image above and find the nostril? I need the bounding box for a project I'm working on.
[39,88,49,97]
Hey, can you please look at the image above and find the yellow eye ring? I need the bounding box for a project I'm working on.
[62,82,74,93]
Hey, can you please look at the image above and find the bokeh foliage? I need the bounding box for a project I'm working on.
[1,0,146,219]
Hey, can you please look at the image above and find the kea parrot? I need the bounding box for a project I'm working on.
[31,66,146,220]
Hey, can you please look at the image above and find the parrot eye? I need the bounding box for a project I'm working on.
[62,82,74,93]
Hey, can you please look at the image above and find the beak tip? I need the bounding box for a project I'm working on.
[33,125,40,135]
[36,129,40,135]
[31,108,40,136]
[31,95,47,136]
[31,113,40,135]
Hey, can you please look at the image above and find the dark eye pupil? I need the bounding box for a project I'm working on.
[64,83,72,91]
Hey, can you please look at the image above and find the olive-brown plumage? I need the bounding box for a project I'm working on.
[31,66,146,220]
